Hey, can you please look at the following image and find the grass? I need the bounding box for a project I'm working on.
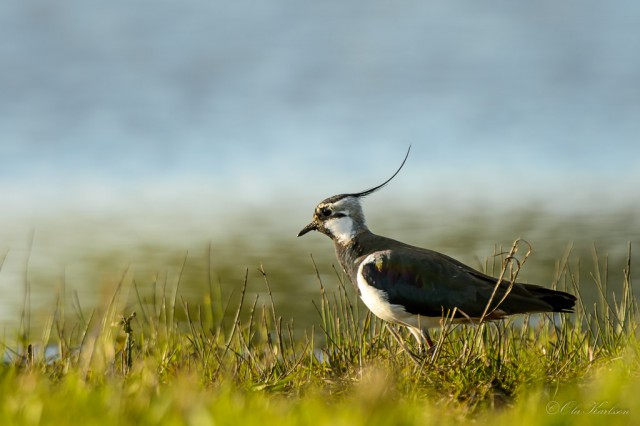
[1,239,639,425]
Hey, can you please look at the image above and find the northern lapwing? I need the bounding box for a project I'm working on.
[298,147,576,350]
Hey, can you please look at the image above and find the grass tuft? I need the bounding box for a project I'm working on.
[0,240,639,424]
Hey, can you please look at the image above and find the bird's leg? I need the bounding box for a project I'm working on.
[424,329,434,349]
[408,327,435,356]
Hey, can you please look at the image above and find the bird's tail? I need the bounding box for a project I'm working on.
[522,284,577,313]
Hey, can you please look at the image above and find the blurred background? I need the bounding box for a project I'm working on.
[1,1,639,329]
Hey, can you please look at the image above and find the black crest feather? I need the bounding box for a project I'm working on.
[322,146,411,204]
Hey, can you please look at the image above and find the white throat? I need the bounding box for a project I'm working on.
[325,216,357,244]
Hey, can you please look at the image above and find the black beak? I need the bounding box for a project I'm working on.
[297,221,318,237]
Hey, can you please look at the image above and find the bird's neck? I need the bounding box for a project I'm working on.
[334,234,366,287]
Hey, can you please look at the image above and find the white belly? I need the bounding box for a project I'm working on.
[356,254,441,330]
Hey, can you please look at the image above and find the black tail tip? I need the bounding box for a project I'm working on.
[523,284,577,313]
[545,290,577,313]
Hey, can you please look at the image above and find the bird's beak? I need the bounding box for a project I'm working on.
[297,221,318,237]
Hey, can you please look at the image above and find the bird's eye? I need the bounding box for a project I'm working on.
[320,207,332,217]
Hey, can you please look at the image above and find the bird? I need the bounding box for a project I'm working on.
[297,147,576,351]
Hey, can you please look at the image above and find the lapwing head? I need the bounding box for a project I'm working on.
[298,146,411,245]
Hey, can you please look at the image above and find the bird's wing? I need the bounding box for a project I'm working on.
[357,247,554,319]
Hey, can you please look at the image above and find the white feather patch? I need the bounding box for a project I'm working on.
[356,252,442,330]
[324,216,356,244]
